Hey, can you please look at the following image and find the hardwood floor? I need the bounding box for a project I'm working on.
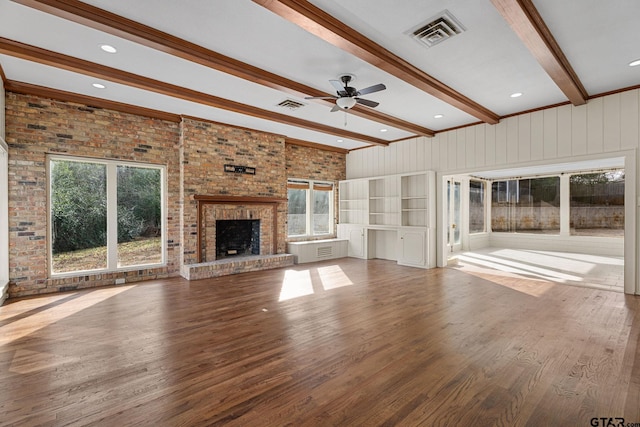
[1,258,639,426]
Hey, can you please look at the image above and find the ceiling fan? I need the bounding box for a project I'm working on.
[305,74,386,112]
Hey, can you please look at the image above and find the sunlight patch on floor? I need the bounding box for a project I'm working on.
[279,264,354,301]
[522,249,624,266]
[317,265,353,290]
[0,293,71,322]
[457,252,583,282]
[451,248,624,293]
[0,285,134,346]
[455,266,556,297]
[9,349,79,374]
[279,269,314,301]
[488,248,601,275]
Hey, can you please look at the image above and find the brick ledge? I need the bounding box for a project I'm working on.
[182,254,294,280]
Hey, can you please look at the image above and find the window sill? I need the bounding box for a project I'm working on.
[50,262,166,279]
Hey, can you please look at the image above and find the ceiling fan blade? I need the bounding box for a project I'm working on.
[355,97,379,108]
[329,79,345,93]
[304,96,337,100]
[357,83,386,96]
[330,104,341,112]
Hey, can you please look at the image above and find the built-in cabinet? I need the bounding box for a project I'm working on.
[337,171,435,268]
[398,228,428,267]
[341,224,365,258]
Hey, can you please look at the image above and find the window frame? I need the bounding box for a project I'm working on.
[287,178,335,238]
[468,179,487,234]
[0,139,8,289]
[490,175,561,234]
[488,170,625,236]
[47,155,166,277]
[568,169,624,237]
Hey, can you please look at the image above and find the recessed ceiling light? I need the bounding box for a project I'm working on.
[100,44,117,53]
[380,129,388,132]
[337,139,343,143]
[92,83,106,89]
[510,92,523,98]
[434,114,444,119]
[629,59,640,67]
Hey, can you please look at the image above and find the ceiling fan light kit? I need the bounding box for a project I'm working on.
[336,97,357,110]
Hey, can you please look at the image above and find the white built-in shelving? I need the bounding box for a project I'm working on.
[337,171,435,268]
[368,175,399,226]
[338,179,368,226]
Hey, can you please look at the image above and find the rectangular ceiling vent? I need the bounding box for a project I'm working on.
[277,99,306,110]
[411,10,465,48]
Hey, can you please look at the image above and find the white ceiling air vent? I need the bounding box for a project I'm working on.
[411,10,465,48]
[277,99,306,110]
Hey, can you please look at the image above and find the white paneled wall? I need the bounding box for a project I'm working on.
[348,90,639,178]
[347,89,639,294]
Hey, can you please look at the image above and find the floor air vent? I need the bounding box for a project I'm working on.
[410,10,465,48]
[317,246,333,258]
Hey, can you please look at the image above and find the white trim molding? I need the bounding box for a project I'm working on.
[1,137,9,305]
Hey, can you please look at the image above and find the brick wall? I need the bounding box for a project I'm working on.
[286,143,346,182]
[180,117,288,267]
[5,93,181,297]
[4,93,347,298]
[285,143,346,241]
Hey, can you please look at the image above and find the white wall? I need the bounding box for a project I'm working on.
[1,81,8,304]
[346,89,639,294]
[348,91,639,179]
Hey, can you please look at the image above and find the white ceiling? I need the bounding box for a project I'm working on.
[1,0,639,150]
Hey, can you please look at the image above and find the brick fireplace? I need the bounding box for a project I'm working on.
[182,195,294,280]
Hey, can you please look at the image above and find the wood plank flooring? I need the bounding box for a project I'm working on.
[1,258,639,426]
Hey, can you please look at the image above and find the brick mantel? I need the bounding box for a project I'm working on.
[194,195,287,263]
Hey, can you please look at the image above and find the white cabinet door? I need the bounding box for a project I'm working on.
[337,224,366,258]
[397,228,427,267]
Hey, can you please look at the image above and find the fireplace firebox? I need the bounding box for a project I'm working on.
[215,219,260,259]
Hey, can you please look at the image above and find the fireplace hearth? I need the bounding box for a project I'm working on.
[216,219,260,259]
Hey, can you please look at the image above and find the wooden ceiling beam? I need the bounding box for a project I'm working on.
[491,0,588,105]
[5,80,183,122]
[286,138,349,154]
[9,0,433,137]
[0,37,389,146]
[252,0,500,125]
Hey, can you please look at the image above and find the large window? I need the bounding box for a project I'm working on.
[491,177,560,233]
[469,180,485,233]
[49,156,164,274]
[570,170,624,237]
[287,179,334,237]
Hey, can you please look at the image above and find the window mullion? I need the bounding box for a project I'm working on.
[560,174,570,236]
[306,183,312,235]
[106,163,118,270]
